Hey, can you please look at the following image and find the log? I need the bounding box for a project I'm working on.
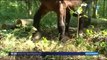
[1,23,17,29]
[0,24,2,29]
[16,19,33,27]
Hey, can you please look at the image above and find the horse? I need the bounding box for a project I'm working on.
[32,0,87,41]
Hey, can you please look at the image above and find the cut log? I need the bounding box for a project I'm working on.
[16,19,33,27]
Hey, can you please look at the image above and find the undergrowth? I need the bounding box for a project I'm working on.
[0,12,107,59]
[0,18,107,60]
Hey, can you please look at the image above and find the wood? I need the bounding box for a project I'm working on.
[16,19,33,27]
[0,24,2,29]
[1,23,17,29]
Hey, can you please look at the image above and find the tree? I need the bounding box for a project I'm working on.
[92,0,98,18]
[103,0,106,17]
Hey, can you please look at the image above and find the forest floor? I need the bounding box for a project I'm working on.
[0,18,107,60]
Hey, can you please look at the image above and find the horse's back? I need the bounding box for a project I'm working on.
[40,0,82,9]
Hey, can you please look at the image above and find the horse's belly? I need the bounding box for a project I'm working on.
[42,1,59,11]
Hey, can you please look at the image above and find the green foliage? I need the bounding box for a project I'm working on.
[100,42,107,48]
[0,0,38,23]
[41,12,57,29]
[0,0,107,59]
[75,37,85,46]
[85,25,95,37]
[0,51,7,57]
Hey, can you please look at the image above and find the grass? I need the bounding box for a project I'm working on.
[0,0,107,59]
[0,14,107,60]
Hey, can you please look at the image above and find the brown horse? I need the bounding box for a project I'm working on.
[32,0,86,41]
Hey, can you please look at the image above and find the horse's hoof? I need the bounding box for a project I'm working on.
[31,32,42,42]
[59,36,70,43]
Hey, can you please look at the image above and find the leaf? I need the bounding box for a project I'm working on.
[77,7,83,14]
[42,37,48,44]
[100,42,106,47]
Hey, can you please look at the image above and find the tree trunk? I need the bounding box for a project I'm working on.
[92,0,98,18]
[103,0,106,17]
[86,0,92,25]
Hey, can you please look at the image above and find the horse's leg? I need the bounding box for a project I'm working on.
[32,5,48,41]
[57,2,66,41]
[65,9,70,36]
